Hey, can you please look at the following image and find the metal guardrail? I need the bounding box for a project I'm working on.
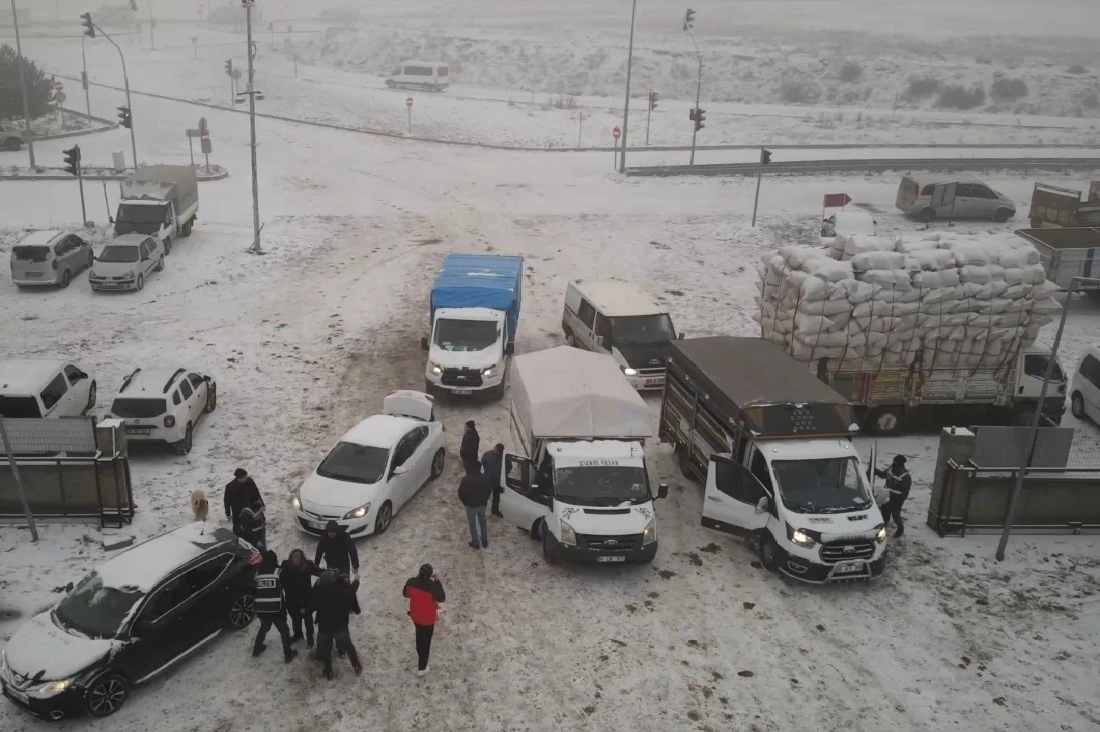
[626,158,1100,177]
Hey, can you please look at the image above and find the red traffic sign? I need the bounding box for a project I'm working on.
[612,126,621,140]
[406,97,414,107]
[823,193,852,208]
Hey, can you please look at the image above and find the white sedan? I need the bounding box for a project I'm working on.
[293,391,446,538]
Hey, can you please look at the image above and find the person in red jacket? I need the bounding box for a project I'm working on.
[402,564,446,676]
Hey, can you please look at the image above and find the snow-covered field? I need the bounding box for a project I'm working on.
[2,2,1100,731]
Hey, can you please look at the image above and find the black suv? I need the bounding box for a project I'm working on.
[1,523,259,720]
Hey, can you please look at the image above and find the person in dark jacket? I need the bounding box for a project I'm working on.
[224,468,263,538]
[238,499,267,551]
[875,455,912,537]
[481,443,505,518]
[311,571,362,679]
[402,564,446,676]
[314,520,360,577]
[281,548,322,648]
[458,463,493,550]
[252,550,297,663]
[459,420,480,473]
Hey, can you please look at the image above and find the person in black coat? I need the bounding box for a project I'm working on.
[481,442,505,518]
[252,550,297,663]
[281,548,322,648]
[224,468,263,538]
[460,420,480,473]
[875,455,913,537]
[311,571,362,679]
[314,521,359,576]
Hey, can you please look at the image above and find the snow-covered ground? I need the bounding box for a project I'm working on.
[1,3,1099,731]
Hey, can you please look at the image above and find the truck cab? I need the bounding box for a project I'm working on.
[114,199,177,250]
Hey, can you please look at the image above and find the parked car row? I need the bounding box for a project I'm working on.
[9,230,168,293]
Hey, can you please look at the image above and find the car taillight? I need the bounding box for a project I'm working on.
[164,415,175,428]
[247,551,262,566]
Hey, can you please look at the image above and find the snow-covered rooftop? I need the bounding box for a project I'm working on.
[95,523,234,593]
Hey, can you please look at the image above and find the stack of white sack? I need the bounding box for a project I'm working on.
[754,234,1060,371]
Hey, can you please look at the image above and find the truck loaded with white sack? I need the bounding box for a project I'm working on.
[755,233,1067,435]
[499,346,668,565]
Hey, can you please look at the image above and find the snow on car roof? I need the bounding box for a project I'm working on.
[571,279,665,317]
[95,522,235,592]
[341,414,422,448]
[0,359,68,394]
[117,366,187,395]
[15,229,64,247]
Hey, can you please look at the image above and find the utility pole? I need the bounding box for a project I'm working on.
[752,148,771,227]
[995,276,1100,560]
[0,417,39,543]
[86,15,138,169]
[684,9,702,166]
[81,33,92,115]
[147,0,155,50]
[619,0,638,173]
[11,0,36,169]
[244,0,263,254]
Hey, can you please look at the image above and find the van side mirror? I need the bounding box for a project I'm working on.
[657,483,669,499]
[420,337,429,351]
[504,342,514,356]
[755,496,770,515]
[678,333,685,339]
[392,465,408,476]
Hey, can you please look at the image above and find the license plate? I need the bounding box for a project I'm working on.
[596,555,626,563]
[451,388,472,395]
[126,427,152,435]
[24,272,42,278]
[645,379,662,386]
[5,685,29,706]
[835,561,863,574]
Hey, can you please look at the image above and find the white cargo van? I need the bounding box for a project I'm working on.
[385,61,449,91]
[499,347,668,564]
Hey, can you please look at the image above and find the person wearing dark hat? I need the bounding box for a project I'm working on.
[252,550,297,663]
[460,420,480,473]
[458,462,493,550]
[224,468,264,539]
[875,455,912,537]
[311,570,362,679]
[481,442,505,518]
[315,520,360,578]
[402,564,446,676]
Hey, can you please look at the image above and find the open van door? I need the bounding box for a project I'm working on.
[499,453,551,533]
[701,455,771,536]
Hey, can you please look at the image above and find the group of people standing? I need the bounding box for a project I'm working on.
[458,420,505,550]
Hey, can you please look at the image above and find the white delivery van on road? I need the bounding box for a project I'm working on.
[385,61,449,91]
[499,347,668,564]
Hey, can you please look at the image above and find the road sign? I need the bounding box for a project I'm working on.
[612,126,621,140]
[406,97,414,107]
[823,193,852,208]
[186,129,201,138]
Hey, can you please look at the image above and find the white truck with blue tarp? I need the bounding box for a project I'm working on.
[421,253,523,400]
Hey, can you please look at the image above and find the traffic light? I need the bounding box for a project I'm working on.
[117,106,132,129]
[62,146,81,176]
[80,12,95,38]
[649,91,659,111]
[129,0,138,10]
[688,107,697,121]
[684,8,696,31]
[694,108,706,131]
[225,59,233,77]
[760,148,772,165]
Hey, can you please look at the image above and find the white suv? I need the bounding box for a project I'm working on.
[105,367,217,454]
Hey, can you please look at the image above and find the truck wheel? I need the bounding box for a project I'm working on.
[1071,392,1086,420]
[181,220,193,237]
[542,529,560,564]
[866,407,903,437]
[757,533,779,573]
[918,208,936,223]
[385,79,395,88]
[677,447,694,481]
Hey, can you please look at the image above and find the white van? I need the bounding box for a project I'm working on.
[1070,345,1100,424]
[562,280,678,391]
[385,61,449,91]
[0,360,96,418]
[895,175,1016,223]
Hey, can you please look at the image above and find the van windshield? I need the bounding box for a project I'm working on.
[610,314,675,345]
[554,464,649,506]
[771,457,873,514]
[433,319,499,352]
[13,245,50,262]
[0,395,42,418]
[112,398,166,418]
[98,246,140,263]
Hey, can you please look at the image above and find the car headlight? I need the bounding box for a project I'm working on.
[786,522,817,548]
[482,366,495,377]
[292,493,301,511]
[560,520,578,546]
[621,366,638,377]
[642,519,657,545]
[875,523,886,543]
[41,678,73,695]
[119,273,135,280]
[343,502,370,520]
[429,362,442,375]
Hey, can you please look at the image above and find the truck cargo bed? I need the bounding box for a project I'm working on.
[1015,227,1100,290]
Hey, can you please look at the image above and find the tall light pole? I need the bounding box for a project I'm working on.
[684,9,703,166]
[11,0,36,168]
[80,33,92,115]
[243,0,263,254]
[85,15,138,169]
[996,276,1100,560]
[147,0,155,50]
[618,0,638,173]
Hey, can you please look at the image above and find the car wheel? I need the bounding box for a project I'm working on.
[228,592,256,629]
[866,406,904,437]
[758,533,779,574]
[1071,392,1086,420]
[86,382,97,413]
[385,79,395,88]
[181,220,193,237]
[542,528,560,564]
[992,208,1012,223]
[2,136,22,151]
[918,208,936,223]
[135,274,144,291]
[85,673,128,718]
[205,385,217,413]
[565,332,577,348]
[61,269,71,287]
[374,501,393,534]
[430,448,445,480]
[175,424,193,455]
[530,519,544,541]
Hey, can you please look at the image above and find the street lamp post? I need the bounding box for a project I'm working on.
[89,21,138,169]
[684,11,703,166]
[243,0,263,254]
[81,34,92,115]
[619,0,638,173]
[995,276,1100,560]
[10,0,36,168]
[148,0,155,50]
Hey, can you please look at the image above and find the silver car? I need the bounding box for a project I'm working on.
[896,175,1016,223]
[10,230,93,288]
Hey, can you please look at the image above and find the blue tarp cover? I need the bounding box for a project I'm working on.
[430,254,523,324]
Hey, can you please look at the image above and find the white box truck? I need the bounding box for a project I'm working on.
[499,346,668,564]
[113,165,199,255]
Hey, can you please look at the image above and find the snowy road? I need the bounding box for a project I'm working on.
[1,61,1099,732]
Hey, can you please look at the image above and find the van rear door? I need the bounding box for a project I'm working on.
[896,177,919,211]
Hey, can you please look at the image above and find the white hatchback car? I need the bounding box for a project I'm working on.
[293,391,446,538]
[88,234,165,292]
[1069,345,1100,425]
[103,367,217,454]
